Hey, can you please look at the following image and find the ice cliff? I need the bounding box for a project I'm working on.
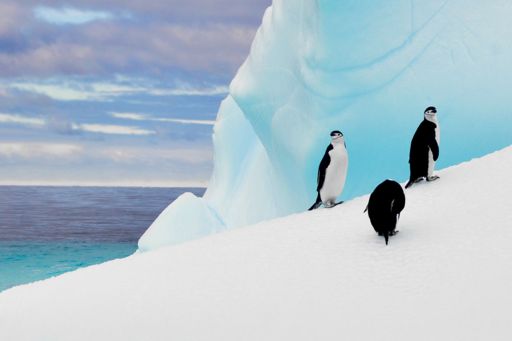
[139,0,512,251]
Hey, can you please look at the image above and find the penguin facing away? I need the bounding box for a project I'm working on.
[309,130,349,210]
[406,106,440,189]
[365,180,405,245]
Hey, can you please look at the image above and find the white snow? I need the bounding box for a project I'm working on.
[2,146,511,341]
[139,0,512,250]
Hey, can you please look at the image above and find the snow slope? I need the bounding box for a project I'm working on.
[139,0,512,250]
[1,146,511,340]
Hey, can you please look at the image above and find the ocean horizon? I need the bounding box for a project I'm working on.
[0,186,205,292]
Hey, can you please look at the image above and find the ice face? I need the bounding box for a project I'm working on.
[138,0,512,251]
[138,192,224,251]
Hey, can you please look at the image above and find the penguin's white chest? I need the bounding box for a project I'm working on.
[320,144,348,203]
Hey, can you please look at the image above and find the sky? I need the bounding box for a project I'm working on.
[0,0,271,187]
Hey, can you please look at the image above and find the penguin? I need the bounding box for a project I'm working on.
[364,180,405,245]
[405,106,440,189]
[309,130,349,210]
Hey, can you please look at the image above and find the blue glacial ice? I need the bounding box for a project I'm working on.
[139,0,512,251]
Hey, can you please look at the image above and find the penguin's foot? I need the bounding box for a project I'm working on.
[308,202,322,211]
[427,175,440,182]
[406,177,424,188]
[324,201,343,208]
[377,230,399,236]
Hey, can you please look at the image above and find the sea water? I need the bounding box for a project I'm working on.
[0,186,204,292]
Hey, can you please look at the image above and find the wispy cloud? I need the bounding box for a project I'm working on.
[0,0,270,186]
[9,80,229,101]
[95,82,229,97]
[0,140,213,187]
[72,123,156,136]
[156,118,216,125]
[149,85,229,96]
[111,112,216,125]
[99,146,212,164]
[0,112,155,136]
[0,113,45,126]
[34,6,116,25]
[110,113,147,121]
[0,142,82,159]
[10,83,103,101]
[0,142,210,164]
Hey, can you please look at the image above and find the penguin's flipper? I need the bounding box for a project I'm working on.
[316,145,333,191]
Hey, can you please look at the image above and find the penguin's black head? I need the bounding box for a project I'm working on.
[424,106,437,114]
[330,130,343,137]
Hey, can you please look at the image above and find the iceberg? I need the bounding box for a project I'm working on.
[139,0,512,251]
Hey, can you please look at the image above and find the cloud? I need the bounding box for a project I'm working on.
[0,141,210,164]
[32,0,270,25]
[0,141,213,186]
[139,85,229,97]
[110,113,146,120]
[10,82,104,101]
[152,118,216,125]
[0,1,264,77]
[111,112,216,125]
[99,146,212,164]
[72,123,156,136]
[0,113,45,126]
[0,142,82,159]
[0,0,270,186]
[34,6,116,25]
[92,81,228,97]
[9,79,229,101]
[0,110,157,136]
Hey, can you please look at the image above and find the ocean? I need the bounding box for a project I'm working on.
[0,186,205,292]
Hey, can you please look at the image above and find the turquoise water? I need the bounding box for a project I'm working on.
[0,186,205,292]
[0,242,136,290]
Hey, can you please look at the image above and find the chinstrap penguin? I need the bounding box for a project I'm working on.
[405,106,440,188]
[364,179,406,245]
[309,130,349,210]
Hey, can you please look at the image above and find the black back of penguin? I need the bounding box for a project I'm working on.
[366,180,406,244]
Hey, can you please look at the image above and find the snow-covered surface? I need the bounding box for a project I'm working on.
[2,146,512,341]
[139,0,512,250]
